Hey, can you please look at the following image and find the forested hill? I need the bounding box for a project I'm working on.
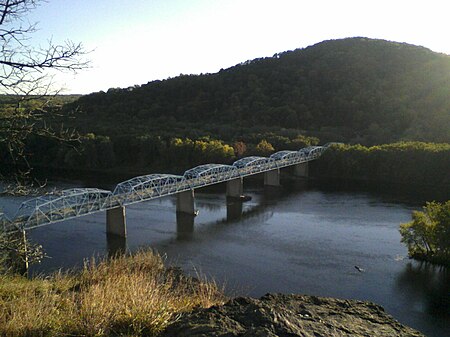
[67,37,450,144]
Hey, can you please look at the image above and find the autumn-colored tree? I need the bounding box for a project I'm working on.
[233,141,247,157]
[255,139,274,156]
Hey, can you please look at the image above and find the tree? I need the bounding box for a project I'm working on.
[233,141,247,158]
[0,0,88,188]
[400,201,450,266]
[0,229,44,274]
[255,139,274,156]
[0,1,88,273]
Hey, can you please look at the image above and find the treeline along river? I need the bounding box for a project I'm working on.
[1,179,448,337]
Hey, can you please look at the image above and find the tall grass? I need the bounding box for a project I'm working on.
[0,250,226,336]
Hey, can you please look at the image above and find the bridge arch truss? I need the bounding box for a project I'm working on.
[183,164,239,187]
[111,174,186,205]
[5,145,331,232]
[233,156,275,175]
[13,188,112,230]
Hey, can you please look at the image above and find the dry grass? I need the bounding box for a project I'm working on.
[0,250,226,336]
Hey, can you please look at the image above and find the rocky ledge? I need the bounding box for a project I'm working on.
[161,293,424,337]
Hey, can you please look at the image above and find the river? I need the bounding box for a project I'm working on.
[1,179,449,337]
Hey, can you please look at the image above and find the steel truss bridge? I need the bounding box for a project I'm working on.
[1,145,332,233]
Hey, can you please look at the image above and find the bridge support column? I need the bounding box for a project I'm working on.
[106,206,127,238]
[226,177,243,198]
[107,234,127,257]
[294,162,309,177]
[176,190,196,215]
[264,168,280,186]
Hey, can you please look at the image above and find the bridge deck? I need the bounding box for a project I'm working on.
[4,145,328,232]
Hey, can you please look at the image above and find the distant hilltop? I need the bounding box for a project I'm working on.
[66,37,450,144]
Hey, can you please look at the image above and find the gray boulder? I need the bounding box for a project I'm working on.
[161,293,424,337]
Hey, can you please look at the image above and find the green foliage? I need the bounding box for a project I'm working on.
[0,0,86,185]
[400,201,450,266]
[0,230,44,274]
[4,38,450,185]
[5,126,319,176]
[0,95,81,186]
[313,142,450,188]
[63,133,116,170]
[65,37,450,145]
[163,137,235,171]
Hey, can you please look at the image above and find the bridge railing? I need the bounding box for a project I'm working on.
[6,145,330,231]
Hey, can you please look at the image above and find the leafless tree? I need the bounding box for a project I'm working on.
[0,0,88,191]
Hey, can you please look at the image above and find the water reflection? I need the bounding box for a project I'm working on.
[176,213,195,240]
[396,262,450,318]
[208,199,274,232]
[262,185,283,202]
[4,180,448,337]
[226,200,243,221]
[195,200,223,211]
[175,197,274,240]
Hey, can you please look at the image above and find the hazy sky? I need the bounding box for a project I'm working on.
[27,0,450,94]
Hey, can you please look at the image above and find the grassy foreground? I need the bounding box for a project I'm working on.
[0,251,226,337]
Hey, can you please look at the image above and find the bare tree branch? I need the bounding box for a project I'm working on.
[0,0,87,190]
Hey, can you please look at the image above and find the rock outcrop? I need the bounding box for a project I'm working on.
[161,293,424,337]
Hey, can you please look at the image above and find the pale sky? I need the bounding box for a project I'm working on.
[26,0,450,94]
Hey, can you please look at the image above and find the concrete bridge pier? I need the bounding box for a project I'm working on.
[106,206,127,238]
[264,168,280,186]
[226,177,244,198]
[176,190,196,215]
[294,162,309,177]
[107,234,127,257]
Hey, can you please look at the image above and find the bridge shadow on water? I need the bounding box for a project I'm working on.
[173,199,262,242]
[105,181,296,250]
[24,177,449,337]
[171,183,297,242]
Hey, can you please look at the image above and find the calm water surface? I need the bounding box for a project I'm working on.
[1,180,449,337]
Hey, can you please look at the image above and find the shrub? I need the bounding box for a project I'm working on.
[400,201,450,266]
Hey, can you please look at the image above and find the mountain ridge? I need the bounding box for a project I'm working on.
[67,37,450,144]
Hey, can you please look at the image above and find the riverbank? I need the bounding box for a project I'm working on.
[162,293,424,336]
[1,180,447,336]
[0,250,225,337]
[310,142,450,200]
[3,142,449,200]
[0,250,424,337]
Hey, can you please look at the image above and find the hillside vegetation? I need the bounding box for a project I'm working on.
[66,37,450,144]
[312,142,450,189]
[2,38,449,180]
